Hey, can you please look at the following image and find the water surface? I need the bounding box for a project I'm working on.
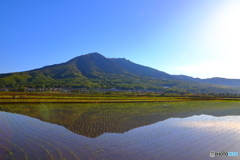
[1,101,240,159]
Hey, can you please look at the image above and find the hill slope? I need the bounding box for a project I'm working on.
[0,52,239,93]
[173,75,240,87]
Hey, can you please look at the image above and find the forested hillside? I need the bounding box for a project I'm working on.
[0,53,239,93]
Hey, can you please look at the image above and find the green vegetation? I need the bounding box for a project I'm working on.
[0,92,230,103]
[1,53,240,93]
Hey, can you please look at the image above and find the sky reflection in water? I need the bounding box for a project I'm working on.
[0,102,240,160]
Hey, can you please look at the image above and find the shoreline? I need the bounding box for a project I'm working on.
[0,92,237,103]
[0,98,226,103]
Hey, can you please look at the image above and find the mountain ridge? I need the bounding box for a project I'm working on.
[0,52,240,93]
[173,75,240,87]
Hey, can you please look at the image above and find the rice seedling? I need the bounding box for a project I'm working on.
[1,101,240,159]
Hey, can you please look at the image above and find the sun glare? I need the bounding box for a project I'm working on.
[203,0,240,56]
[174,1,240,78]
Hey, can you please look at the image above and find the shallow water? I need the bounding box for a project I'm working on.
[1,101,240,159]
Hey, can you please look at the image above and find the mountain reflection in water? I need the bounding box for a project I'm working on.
[1,101,240,159]
[1,102,240,138]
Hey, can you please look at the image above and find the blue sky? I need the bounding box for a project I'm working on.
[1,0,240,78]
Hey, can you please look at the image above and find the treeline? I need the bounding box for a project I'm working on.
[1,73,240,94]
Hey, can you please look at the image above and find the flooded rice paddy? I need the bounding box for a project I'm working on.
[1,101,240,159]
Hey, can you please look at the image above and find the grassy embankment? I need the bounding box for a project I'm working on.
[0,92,230,103]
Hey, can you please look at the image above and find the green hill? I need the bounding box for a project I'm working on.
[173,75,240,87]
[0,52,239,93]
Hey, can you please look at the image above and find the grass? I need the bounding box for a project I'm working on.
[0,92,223,103]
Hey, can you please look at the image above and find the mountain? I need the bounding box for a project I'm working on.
[173,75,240,87]
[23,52,172,79]
[0,52,240,93]
[66,52,173,79]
